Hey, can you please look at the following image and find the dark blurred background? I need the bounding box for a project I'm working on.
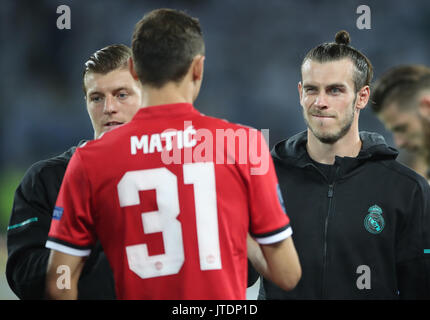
[1,0,429,298]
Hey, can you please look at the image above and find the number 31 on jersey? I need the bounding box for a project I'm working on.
[117,162,221,279]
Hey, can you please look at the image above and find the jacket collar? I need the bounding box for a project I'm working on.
[272,130,398,174]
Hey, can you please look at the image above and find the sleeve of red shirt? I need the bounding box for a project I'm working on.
[247,129,292,244]
[45,149,96,256]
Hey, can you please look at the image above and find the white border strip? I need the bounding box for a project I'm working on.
[46,240,91,257]
[255,226,293,245]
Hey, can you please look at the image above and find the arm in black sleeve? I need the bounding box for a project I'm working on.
[396,180,430,299]
[6,155,116,299]
[6,161,59,299]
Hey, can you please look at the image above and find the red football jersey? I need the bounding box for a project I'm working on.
[46,103,291,299]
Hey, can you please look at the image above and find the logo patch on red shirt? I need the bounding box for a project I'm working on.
[53,206,64,220]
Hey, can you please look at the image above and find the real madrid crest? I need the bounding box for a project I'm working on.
[364,205,385,234]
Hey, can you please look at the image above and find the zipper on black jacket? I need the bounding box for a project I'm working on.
[322,183,334,298]
[305,162,339,298]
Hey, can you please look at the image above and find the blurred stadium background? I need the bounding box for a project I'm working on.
[1,0,429,299]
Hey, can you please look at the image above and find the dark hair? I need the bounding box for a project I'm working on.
[302,30,373,92]
[82,44,132,95]
[370,65,430,113]
[131,8,205,88]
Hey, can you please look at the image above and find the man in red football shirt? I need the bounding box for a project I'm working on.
[45,8,301,300]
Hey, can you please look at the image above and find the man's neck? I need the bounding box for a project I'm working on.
[306,129,362,165]
[142,82,194,108]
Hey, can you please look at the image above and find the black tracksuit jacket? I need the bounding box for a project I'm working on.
[259,131,430,299]
[6,143,116,299]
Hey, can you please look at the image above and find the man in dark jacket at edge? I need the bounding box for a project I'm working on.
[252,30,430,299]
[6,44,144,299]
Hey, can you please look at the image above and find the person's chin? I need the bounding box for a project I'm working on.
[95,125,123,139]
[311,128,339,144]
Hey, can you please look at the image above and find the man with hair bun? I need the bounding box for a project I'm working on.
[370,65,430,180]
[254,30,430,299]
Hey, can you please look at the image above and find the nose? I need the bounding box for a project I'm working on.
[314,92,329,109]
[103,95,117,114]
[394,134,408,149]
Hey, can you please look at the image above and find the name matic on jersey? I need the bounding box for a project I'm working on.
[129,122,270,175]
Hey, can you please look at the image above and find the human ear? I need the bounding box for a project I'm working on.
[418,95,430,122]
[298,82,304,107]
[128,57,139,80]
[356,85,370,110]
[192,55,205,82]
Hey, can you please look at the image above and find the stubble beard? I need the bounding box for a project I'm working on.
[304,96,357,145]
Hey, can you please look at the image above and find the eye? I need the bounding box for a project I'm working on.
[90,95,103,102]
[329,87,341,94]
[393,124,408,133]
[304,87,317,94]
[117,91,129,100]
